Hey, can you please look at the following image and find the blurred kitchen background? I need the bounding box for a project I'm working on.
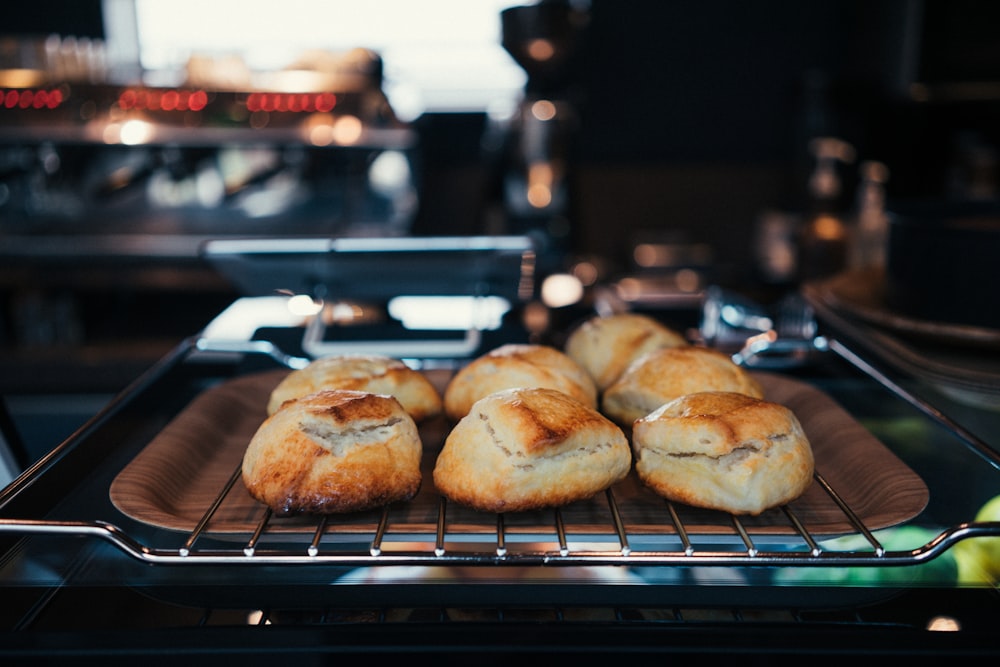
[2,0,1000,464]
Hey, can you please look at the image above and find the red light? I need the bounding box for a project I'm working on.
[161,90,180,111]
[316,93,336,112]
[119,88,208,112]
[0,89,65,109]
[243,92,337,114]
[189,90,207,111]
[119,90,136,109]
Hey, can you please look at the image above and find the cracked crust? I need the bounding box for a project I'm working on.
[443,344,598,421]
[631,392,814,515]
[433,387,631,512]
[602,346,764,426]
[565,312,689,391]
[266,354,443,421]
[243,389,423,514]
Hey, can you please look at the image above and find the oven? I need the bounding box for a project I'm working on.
[1,236,998,663]
[3,2,1000,662]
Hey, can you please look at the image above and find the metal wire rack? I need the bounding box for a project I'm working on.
[2,464,993,567]
[1,335,998,569]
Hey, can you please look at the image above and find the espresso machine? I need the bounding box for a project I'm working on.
[0,34,419,396]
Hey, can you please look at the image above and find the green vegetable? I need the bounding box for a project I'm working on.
[954,493,1000,586]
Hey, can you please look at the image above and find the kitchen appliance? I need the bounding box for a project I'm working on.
[0,42,415,239]
[0,39,419,395]
[1,240,998,661]
[2,3,1000,659]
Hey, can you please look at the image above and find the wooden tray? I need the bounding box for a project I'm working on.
[109,369,929,540]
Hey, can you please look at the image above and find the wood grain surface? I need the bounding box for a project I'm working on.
[109,368,929,539]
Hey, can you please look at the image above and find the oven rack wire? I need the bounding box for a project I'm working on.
[2,462,997,567]
[1,335,999,568]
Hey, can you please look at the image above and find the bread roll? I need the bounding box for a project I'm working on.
[243,390,423,514]
[631,391,814,515]
[565,313,688,391]
[602,346,763,425]
[443,343,598,422]
[433,387,631,512]
[267,354,442,421]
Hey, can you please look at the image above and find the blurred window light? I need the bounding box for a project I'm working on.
[118,118,153,144]
[388,296,511,331]
[120,0,526,117]
[287,294,323,317]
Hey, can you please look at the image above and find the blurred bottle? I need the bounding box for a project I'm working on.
[848,161,890,272]
[797,137,855,282]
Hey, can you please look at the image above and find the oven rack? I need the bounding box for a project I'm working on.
[2,334,999,569]
[2,463,997,567]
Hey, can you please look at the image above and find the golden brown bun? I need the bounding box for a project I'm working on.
[601,346,763,425]
[443,343,598,422]
[266,354,442,421]
[631,391,814,515]
[565,313,688,391]
[433,387,631,512]
[243,390,422,514]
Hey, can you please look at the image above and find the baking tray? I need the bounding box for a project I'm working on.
[109,368,929,543]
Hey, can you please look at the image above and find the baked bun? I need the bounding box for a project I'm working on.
[602,346,764,425]
[243,390,423,514]
[433,387,631,512]
[267,354,442,421]
[443,343,598,421]
[631,391,814,515]
[565,313,688,391]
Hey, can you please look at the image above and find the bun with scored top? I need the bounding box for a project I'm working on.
[443,343,598,422]
[565,312,689,391]
[266,354,442,421]
[433,387,631,513]
[243,389,423,514]
[602,345,763,426]
[631,391,814,515]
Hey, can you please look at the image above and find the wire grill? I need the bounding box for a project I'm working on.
[1,336,998,569]
[3,461,989,567]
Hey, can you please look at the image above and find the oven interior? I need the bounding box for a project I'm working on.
[1,239,998,660]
